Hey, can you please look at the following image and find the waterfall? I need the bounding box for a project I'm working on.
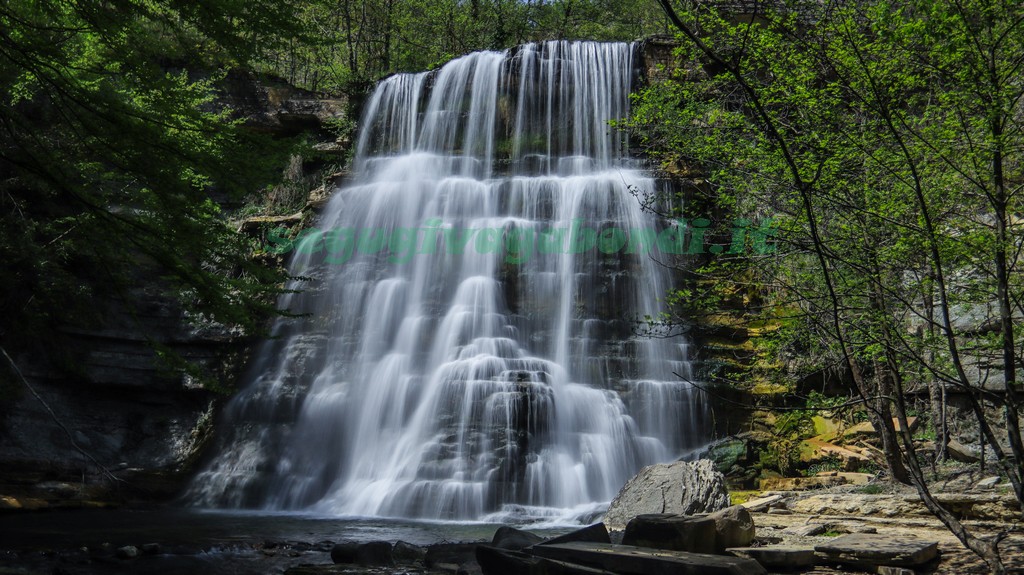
[188,41,708,523]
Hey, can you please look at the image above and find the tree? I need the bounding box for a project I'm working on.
[260,0,672,92]
[630,1,1023,571]
[0,0,301,370]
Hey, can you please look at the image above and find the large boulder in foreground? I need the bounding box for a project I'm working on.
[603,460,730,530]
[620,505,754,554]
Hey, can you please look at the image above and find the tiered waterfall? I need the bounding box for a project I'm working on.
[188,41,707,523]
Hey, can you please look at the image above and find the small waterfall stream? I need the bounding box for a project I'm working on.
[188,41,707,523]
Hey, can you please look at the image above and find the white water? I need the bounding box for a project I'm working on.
[188,41,707,523]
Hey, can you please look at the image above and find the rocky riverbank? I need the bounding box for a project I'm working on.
[3,461,1020,575]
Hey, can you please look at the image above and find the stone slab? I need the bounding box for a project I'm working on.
[477,546,618,575]
[814,533,939,567]
[783,524,828,537]
[539,523,611,546]
[526,542,766,575]
[622,514,717,554]
[740,494,783,512]
[727,546,817,569]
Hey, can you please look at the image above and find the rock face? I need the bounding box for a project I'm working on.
[217,70,348,138]
[0,71,354,507]
[603,460,730,530]
[0,279,242,505]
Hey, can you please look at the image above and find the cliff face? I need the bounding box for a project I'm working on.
[0,281,234,507]
[0,72,352,511]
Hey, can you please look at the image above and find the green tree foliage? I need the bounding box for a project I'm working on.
[263,0,670,92]
[0,0,302,359]
[631,1,1023,570]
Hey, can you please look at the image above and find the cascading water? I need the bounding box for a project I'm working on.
[188,41,708,522]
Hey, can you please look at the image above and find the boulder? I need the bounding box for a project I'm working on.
[492,526,544,550]
[426,542,480,568]
[622,514,718,554]
[946,440,980,463]
[621,505,754,554]
[330,541,357,564]
[355,541,394,566]
[393,541,427,564]
[814,533,939,568]
[527,542,766,575]
[727,546,816,569]
[707,505,755,551]
[603,460,730,530]
[116,546,139,559]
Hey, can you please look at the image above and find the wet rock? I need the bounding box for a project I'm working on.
[539,523,611,546]
[140,543,161,555]
[727,546,816,569]
[313,540,335,552]
[329,541,358,564]
[492,526,544,550]
[115,545,139,559]
[621,514,717,554]
[354,541,394,566]
[527,542,767,575]
[457,559,483,575]
[603,460,729,530]
[814,533,939,567]
[393,540,427,563]
[426,542,480,568]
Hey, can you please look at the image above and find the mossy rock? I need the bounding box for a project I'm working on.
[811,416,840,439]
[707,439,748,471]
